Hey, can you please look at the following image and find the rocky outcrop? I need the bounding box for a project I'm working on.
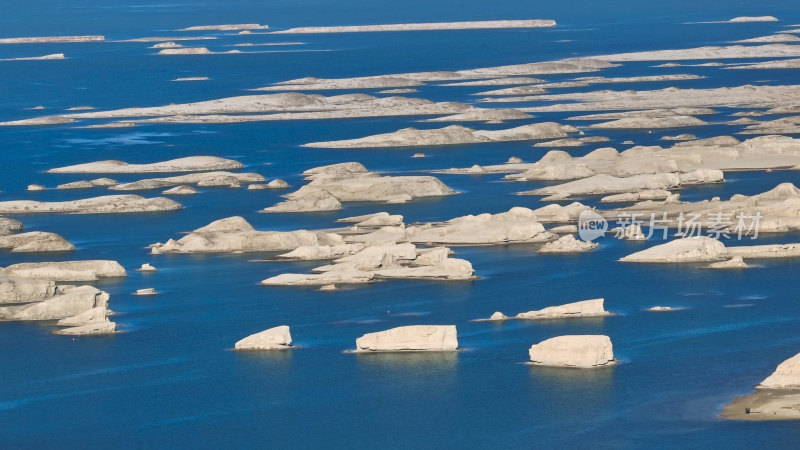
[760,353,800,389]
[56,306,108,327]
[303,123,576,148]
[111,171,264,191]
[150,216,345,254]
[262,244,474,286]
[48,156,243,173]
[0,231,75,252]
[619,237,727,263]
[262,189,342,212]
[136,263,158,272]
[264,164,455,212]
[0,278,57,304]
[162,185,198,195]
[54,321,116,336]
[0,260,127,281]
[234,325,293,350]
[274,20,555,34]
[0,218,23,236]
[538,235,598,253]
[352,325,458,352]
[528,335,616,368]
[0,286,108,321]
[517,299,610,320]
[721,351,800,420]
[0,195,181,214]
[522,171,723,198]
[708,256,749,269]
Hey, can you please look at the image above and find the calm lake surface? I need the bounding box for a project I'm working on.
[2,0,800,448]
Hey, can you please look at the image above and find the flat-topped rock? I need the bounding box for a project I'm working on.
[0,195,181,214]
[49,156,243,173]
[111,171,264,191]
[528,335,616,368]
[0,231,74,252]
[54,321,116,336]
[234,325,293,350]
[517,299,610,320]
[133,288,157,296]
[0,260,127,281]
[353,325,458,352]
[620,237,727,263]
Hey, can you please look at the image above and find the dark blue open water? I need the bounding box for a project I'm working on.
[2,1,800,448]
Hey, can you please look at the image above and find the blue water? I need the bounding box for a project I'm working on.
[2,0,800,448]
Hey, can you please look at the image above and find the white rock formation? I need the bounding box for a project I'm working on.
[516,299,610,320]
[111,171,264,191]
[262,189,342,212]
[0,278,57,304]
[0,36,104,44]
[54,321,116,335]
[48,156,242,173]
[234,325,293,350]
[0,231,75,252]
[56,306,108,326]
[352,325,458,352]
[178,24,269,31]
[163,185,198,195]
[133,288,157,296]
[0,218,23,236]
[708,256,749,269]
[263,243,474,286]
[136,263,158,272]
[303,123,576,148]
[27,184,46,191]
[538,235,598,253]
[528,335,616,368]
[273,20,555,34]
[760,353,800,389]
[267,179,289,188]
[619,237,727,263]
[0,195,181,214]
[0,286,108,321]
[0,260,127,281]
[150,216,344,254]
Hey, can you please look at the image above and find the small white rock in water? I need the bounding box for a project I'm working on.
[708,256,749,269]
[646,306,682,312]
[412,153,426,158]
[507,156,523,163]
[266,179,289,189]
[528,335,616,368]
[247,184,268,190]
[27,184,46,191]
[234,325,293,350]
[319,284,337,291]
[133,288,157,296]
[489,311,508,320]
[136,263,158,272]
[622,140,635,144]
